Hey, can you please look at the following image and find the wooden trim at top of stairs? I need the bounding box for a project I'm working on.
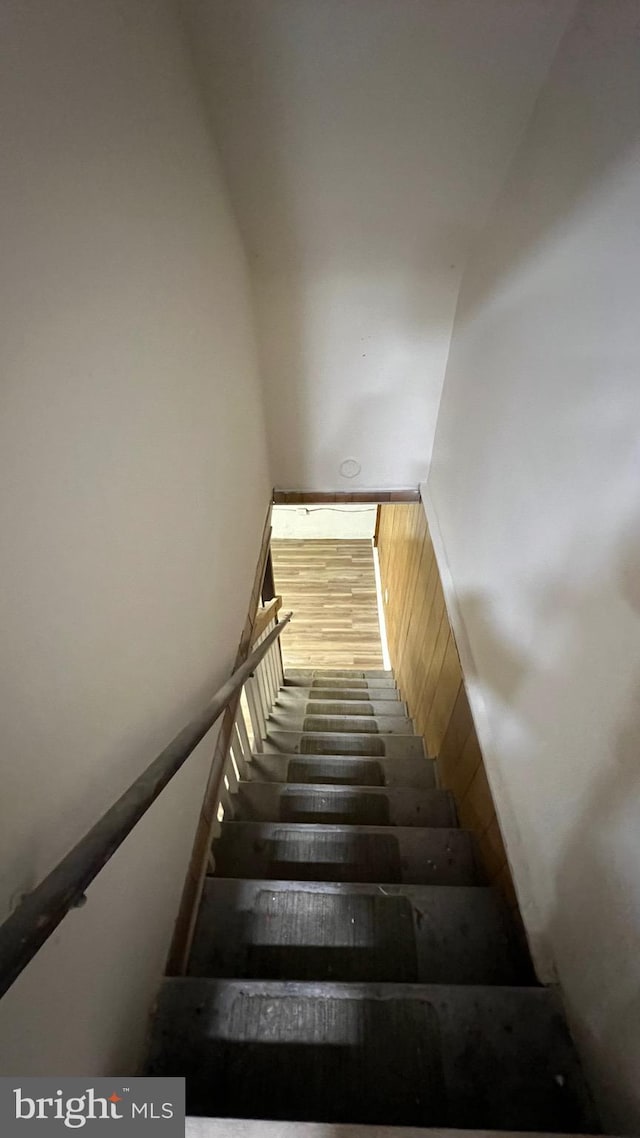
[273,489,421,505]
[251,594,283,644]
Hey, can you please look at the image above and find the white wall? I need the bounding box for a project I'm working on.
[427,2,640,1130]
[272,506,376,540]
[0,0,270,1073]
[184,0,575,491]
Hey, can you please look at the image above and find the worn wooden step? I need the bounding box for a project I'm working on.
[243,753,437,790]
[211,823,481,885]
[275,691,406,715]
[286,669,393,680]
[188,879,534,985]
[284,676,396,690]
[269,711,414,736]
[230,782,456,827]
[281,686,403,703]
[264,731,425,759]
[147,979,597,1132]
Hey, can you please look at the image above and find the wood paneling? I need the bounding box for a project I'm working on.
[271,539,383,670]
[377,503,518,910]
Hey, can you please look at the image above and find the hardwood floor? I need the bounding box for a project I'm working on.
[271,539,384,669]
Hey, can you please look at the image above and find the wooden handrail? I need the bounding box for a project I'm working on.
[251,595,283,644]
[0,612,292,1001]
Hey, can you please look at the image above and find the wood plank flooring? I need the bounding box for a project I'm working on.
[271,539,384,669]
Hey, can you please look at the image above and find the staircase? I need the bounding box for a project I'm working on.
[147,667,597,1132]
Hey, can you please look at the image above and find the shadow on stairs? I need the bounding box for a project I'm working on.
[146,668,598,1133]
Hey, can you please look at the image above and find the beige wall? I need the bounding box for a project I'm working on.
[0,0,270,1073]
[427,2,640,1130]
[185,0,575,490]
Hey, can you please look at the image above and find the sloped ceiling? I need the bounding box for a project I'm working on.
[184,0,575,489]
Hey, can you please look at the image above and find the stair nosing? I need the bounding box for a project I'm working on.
[237,779,451,793]
[251,751,428,760]
[281,687,403,695]
[201,877,496,896]
[216,820,468,836]
[265,730,422,740]
[264,730,427,758]
[157,975,551,1000]
[248,752,434,767]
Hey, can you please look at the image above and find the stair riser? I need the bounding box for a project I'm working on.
[189,880,533,985]
[212,824,481,886]
[232,784,456,828]
[264,731,425,759]
[147,979,597,1132]
[244,754,437,790]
